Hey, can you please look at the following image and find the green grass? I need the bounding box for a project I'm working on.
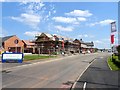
[24,54,56,61]
[108,55,120,71]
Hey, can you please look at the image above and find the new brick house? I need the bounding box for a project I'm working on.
[34,33,81,54]
[34,33,56,54]
[0,35,24,53]
[22,40,36,53]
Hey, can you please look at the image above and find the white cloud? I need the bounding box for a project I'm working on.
[24,31,41,37]
[53,10,56,14]
[25,2,45,14]
[89,19,115,26]
[52,17,77,24]
[11,13,41,30]
[94,40,104,44]
[65,10,92,17]
[78,34,94,38]
[54,25,74,32]
[0,0,5,2]
[93,38,117,48]
[77,17,86,21]
[52,16,87,25]
[89,22,98,27]
[99,19,115,25]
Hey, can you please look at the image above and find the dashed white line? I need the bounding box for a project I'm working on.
[71,58,96,90]
[83,82,87,90]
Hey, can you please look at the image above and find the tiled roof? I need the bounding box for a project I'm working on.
[53,34,73,42]
[22,40,35,46]
[0,35,15,47]
[45,33,55,41]
[1,35,15,42]
[85,42,94,46]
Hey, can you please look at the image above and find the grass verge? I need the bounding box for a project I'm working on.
[24,54,57,61]
[108,55,120,71]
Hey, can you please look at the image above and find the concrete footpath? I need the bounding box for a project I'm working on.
[72,56,120,90]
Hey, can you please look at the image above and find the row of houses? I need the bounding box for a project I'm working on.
[0,33,94,54]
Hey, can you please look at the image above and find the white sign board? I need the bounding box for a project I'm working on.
[2,53,23,60]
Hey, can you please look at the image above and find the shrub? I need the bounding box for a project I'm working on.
[117,45,120,60]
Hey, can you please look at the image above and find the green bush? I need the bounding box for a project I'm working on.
[108,57,120,70]
[117,45,120,60]
[111,54,120,68]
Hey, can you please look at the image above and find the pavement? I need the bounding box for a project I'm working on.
[72,55,120,90]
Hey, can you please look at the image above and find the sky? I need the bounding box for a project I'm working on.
[1,1,118,49]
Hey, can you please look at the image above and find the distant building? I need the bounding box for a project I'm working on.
[22,40,36,53]
[85,41,94,53]
[0,34,95,54]
[54,34,79,54]
[0,35,24,53]
[73,39,81,53]
[73,39,94,53]
[79,39,88,53]
[34,33,56,54]
[34,33,95,54]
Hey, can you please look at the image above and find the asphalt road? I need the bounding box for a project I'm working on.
[2,52,111,89]
[73,55,119,90]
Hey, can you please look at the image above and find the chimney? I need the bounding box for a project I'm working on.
[80,39,82,41]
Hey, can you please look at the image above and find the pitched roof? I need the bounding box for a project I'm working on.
[22,40,35,46]
[43,33,55,41]
[1,35,15,42]
[53,34,73,42]
[85,42,94,46]
[35,33,56,42]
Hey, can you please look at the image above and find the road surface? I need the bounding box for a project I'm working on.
[2,52,111,89]
[73,55,119,90]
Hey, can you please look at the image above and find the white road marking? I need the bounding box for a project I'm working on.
[71,58,96,90]
[83,82,87,90]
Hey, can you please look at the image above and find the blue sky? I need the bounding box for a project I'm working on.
[1,2,118,49]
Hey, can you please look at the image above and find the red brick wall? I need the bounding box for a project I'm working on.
[4,36,24,53]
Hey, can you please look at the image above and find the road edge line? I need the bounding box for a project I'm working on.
[71,58,96,90]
